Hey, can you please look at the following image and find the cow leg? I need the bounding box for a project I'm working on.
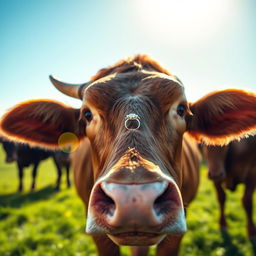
[242,183,256,242]
[214,181,227,231]
[17,162,24,192]
[156,235,183,256]
[31,162,39,191]
[66,163,71,188]
[130,246,149,256]
[53,158,62,191]
[92,235,120,256]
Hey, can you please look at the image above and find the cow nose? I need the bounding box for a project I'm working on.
[208,170,226,181]
[88,181,182,231]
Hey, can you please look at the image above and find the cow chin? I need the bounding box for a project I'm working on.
[107,209,186,246]
[107,233,166,246]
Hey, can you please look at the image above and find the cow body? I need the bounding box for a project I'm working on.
[1,140,71,192]
[203,136,256,242]
[1,55,256,255]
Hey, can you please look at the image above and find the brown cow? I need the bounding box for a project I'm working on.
[203,136,256,243]
[1,55,256,256]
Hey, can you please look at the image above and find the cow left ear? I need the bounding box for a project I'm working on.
[0,99,86,149]
[186,89,256,145]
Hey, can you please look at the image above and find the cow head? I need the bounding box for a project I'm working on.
[1,55,256,245]
[1,140,17,163]
[203,145,228,181]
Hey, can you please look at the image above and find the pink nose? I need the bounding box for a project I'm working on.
[88,180,182,233]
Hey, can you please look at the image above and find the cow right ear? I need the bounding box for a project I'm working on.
[0,99,86,149]
[186,89,256,145]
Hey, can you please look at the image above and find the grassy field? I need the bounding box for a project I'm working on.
[0,147,255,256]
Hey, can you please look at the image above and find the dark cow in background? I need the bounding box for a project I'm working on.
[1,55,256,256]
[203,136,256,243]
[0,139,71,192]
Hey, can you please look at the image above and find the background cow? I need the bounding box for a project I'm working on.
[0,139,71,192]
[1,55,256,256]
[203,136,256,244]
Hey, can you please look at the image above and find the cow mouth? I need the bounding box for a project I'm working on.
[5,157,15,163]
[107,232,165,246]
[113,231,159,237]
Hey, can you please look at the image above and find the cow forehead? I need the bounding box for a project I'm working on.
[86,70,182,87]
[82,70,185,106]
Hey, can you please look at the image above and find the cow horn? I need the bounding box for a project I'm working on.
[49,75,88,99]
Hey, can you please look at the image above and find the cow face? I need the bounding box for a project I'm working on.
[1,55,256,246]
[1,141,17,163]
[80,72,188,245]
[203,145,228,181]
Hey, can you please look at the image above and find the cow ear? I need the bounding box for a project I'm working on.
[187,89,256,145]
[0,99,86,149]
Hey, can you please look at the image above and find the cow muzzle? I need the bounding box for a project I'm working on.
[208,169,226,181]
[5,154,17,163]
[86,180,186,245]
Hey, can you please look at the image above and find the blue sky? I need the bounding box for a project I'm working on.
[1,0,256,115]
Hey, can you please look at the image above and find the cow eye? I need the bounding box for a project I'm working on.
[177,104,186,117]
[84,109,93,122]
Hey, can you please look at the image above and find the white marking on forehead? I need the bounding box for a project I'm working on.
[85,73,118,91]
[141,70,183,87]
[85,70,182,92]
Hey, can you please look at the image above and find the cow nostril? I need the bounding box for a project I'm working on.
[153,184,177,217]
[92,184,116,217]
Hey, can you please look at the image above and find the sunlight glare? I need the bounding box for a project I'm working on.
[134,0,233,46]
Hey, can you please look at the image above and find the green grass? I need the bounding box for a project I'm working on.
[0,148,255,256]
